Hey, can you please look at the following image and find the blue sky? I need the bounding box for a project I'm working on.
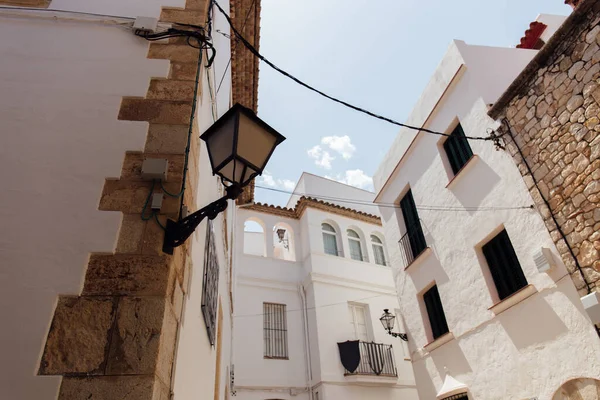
[253,0,570,206]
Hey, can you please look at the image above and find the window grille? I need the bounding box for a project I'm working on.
[201,220,219,345]
[263,303,288,359]
[423,284,449,340]
[441,394,468,400]
[443,123,473,175]
[482,229,528,300]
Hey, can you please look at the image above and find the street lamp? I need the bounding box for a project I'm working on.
[163,103,286,254]
[380,309,408,341]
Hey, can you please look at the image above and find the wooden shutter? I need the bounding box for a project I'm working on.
[482,229,527,300]
[423,285,449,340]
[400,189,427,258]
[443,123,473,175]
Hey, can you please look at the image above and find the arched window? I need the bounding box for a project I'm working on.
[244,218,266,257]
[371,235,387,266]
[347,229,364,261]
[322,223,339,256]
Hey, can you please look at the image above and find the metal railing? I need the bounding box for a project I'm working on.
[398,222,427,268]
[343,341,397,377]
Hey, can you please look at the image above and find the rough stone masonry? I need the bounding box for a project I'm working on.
[490,0,600,296]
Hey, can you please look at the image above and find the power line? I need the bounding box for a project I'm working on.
[211,0,502,144]
[254,184,533,212]
[234,294,388,318]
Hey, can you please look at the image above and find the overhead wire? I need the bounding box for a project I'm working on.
[254,184,534,212]
[211,0,502,144]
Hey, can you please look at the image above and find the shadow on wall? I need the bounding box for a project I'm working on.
[552,378,600,400]
[498,291,568,350]
[449,156,501,212]
[412,359,439,400]
[407,253,450,294]
[431,339,473,378]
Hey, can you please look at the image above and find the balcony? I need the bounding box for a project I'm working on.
[398,222,427,269]
[342,341,397,378]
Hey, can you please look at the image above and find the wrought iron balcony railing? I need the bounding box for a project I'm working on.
[343,341,397,377]
[398,222,427,268]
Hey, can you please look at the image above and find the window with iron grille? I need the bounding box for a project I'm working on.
[442,394,468,400]
[443,123,473,175]
[263,303,288,359]
[423,284,449,340]
[482,229,528,301]
[201,220,219,346]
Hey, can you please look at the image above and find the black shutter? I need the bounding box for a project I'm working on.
[423,285,449,340]
[400,189,427,258]
[482,229,528,300]
[443,123,473,175]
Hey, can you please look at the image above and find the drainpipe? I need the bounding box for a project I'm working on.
[299,284,314,400]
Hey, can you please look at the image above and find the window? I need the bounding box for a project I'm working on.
[347,229,364,261]
[423,285,449,340]
[371,235,387,266]
[482,229,528,301]
[202,220,219,345]
[443,123,473,175]
[263,303,288,359]
[322,223,339,256]
[399,189,427,264]
[348,303,370,341]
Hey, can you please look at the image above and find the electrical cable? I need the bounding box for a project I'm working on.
[215,0,257,94]
[141,180,157,221]
[234,293,387,319]
[135,27,216,66]
[254,184,534,212]
[211,0,502,144]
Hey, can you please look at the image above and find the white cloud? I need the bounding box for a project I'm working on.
[327,169,373,190]
[321,135,356,160]
[257,171,297,191]
[307,145,334,170]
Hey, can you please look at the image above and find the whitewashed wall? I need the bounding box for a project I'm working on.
[234,202,419,400]
[0,2,181,398]
[374,40,600,400]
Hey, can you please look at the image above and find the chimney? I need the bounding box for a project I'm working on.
[565,0,581,9]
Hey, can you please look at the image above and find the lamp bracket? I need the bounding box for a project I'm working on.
[388,331,408,342]
[162,184,242,254]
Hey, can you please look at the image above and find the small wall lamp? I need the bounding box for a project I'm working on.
[380,309,408,341]
[163,103,286,254]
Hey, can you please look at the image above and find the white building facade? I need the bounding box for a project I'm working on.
[0,0,258,399]
[232,174,420,400]
[373,15,600,400]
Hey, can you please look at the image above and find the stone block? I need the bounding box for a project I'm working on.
[58,376,155,400]
[185,0,209,10]
[160,8,204,25]
[156,302,178,385]
[0,0,49,6]
[141,214,171,255]
[99,179,180,214]
[106,297,165,375]
[147,79,195,101]
[148,44,200,63]
[83,254,171,296]
[116,214,145,254]
[145,124,189,154]
[578,241,600,267]
[119,97,192,125]
[40,297,115,375]
[170,62,199,81]
[120,152,185,182]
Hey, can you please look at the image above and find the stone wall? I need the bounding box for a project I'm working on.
[490,0,600,296]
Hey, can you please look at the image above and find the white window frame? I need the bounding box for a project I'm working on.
[371,234,387,266]
[348,303,372,342]
[322,223,341,256]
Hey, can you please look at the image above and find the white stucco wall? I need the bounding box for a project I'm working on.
[0,4,180,398]
[287,172,378,216]
[233,202,419,400]
[373,40,600,400]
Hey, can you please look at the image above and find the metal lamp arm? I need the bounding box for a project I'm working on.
[162,184,242,254]
[389,331,408,341]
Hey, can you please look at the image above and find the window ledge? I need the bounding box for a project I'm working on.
[404,247,432,271]
[264,356,289,360]
[424,332,454,352]
[445,155,478,189]
[489,284,537,315]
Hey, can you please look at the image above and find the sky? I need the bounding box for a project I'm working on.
[252,0,570,207]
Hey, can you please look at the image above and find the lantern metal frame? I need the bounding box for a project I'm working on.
[162,104,285,254]
[380,309,408,341]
